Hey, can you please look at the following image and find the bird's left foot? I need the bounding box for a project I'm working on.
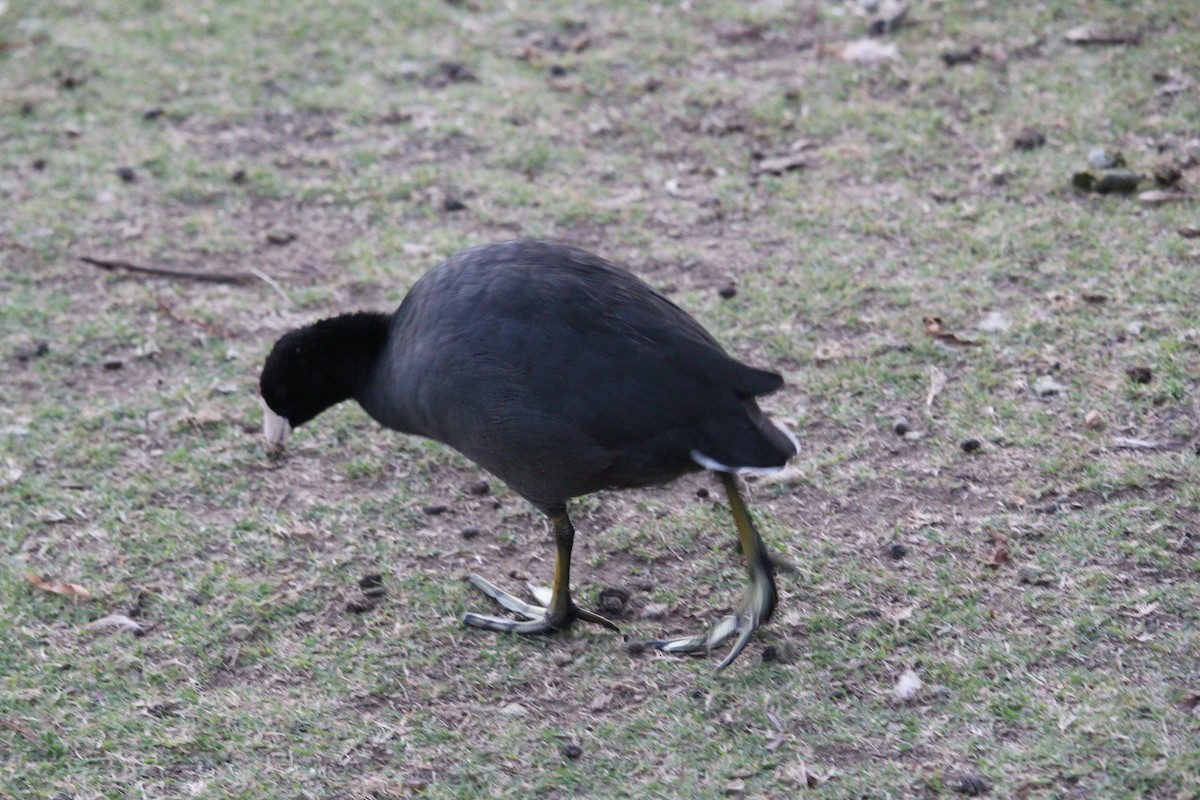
[648,557,776,671]
[462,574,620,635]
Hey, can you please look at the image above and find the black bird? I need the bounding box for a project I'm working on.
[259,240,798,669]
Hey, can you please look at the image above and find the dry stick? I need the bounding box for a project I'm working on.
[80,255,257,285]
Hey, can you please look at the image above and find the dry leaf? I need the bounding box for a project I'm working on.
[838,39,899,64]
[1138,190,1189,205]
[893,668,923,702]
[985,530,1009,567]
[588,692,613,712]
[813,340,847,363]
[24,572,92,600]
[86,614,145,635]
[754,152,810,175]
[925,365,946,408]
[1063,25,1140,46]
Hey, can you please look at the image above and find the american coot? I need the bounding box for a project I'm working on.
[259,240,799,670]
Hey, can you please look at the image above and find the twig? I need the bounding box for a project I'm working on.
[247,266,294,307]
[155,296,238,338]
[81,255,257,285]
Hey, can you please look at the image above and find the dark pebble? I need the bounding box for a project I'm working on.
[761,645,779,663]
[1126,366,1152,384]
[32,158,47,171]
[13,341,50,362]
[231,169,247,184]
[598,587,630,616]
[143,107,165,120]
[422,504,449,515]
[468,479,490,496]
[625,640,647,655]
[21,101,35,116]
[359,573,384,590]
[266,230,297,246]
[888,542,908,559]
[116,166,136,183]
[1093,169,1141,195]
[561,742,583,760]
[346,599,376,614]
[1153,164,1182,188]
[443,197,467,212]
[549,64,568,77]
[102,358,124,371]
[461,526,481,540]
[957,773,989,796]
[941,45,982,66]
[690,688,706,700]
[1013,127,1045,150]
[892,417,910,436]
[960,438,982,454]
[717,283,737,299]
[695,487,710,499]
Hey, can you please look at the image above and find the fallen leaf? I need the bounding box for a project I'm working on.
[925,365,947,408]
[754,152,810,175]
[1111,436,1164,450]
[85,614,145,635]
[838,38,899,64]
[985,530,1009,567]
[893,668,922,702]
[588,692,613,712]
[24,572,91,599]
[1063,25,1140,46]
[1033,375,1067,397]
[813,340,847,363]
[1138,189,1189,205]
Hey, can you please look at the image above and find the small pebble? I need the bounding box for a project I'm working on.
[957,773,989,796]
[32,158,47,171]
[892,416,910,436]
[422,504,449,515]
[102,358,124,371]
[1012,127,1045,150]
[266,230,297,245]
[1018,565,1053,586]
[1153,164,1182,188]
[230,169,248,184]
[1126,366,1152,384]
[625,639,647,655]
[941,45,981,67]
[960,438,982,454]
[561,742,583,760]
[143,107,165,120]
[346,599,375,614]
[116,166,136,183]
[13,341,50,362]
[359,573,384,590]
[717,283,737,299]
[760,645,779,663]
[468,479,490,495]
[1084,410,1105,430]
[888,542,908,559]
[598,587,630,616]
[461,526,481,540]
[1093,169,1141,195]
[642,602,668,620]
[551,651,573,667]
[1087,148,1125,169]
[695,487,709,499]
[443,197,467,212]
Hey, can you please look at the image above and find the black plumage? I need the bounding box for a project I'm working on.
[260,239,797,670]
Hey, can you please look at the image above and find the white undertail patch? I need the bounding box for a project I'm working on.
[689,416,801,475]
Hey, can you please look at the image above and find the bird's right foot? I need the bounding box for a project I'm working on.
[462,574,620,635]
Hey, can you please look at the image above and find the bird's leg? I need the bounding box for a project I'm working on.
[650,472,778,671]
[462,512,620,635]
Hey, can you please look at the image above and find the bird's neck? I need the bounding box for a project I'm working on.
[315,311,392,405]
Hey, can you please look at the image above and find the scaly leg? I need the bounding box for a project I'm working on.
[463,511,619,635]
[650,472,778,671]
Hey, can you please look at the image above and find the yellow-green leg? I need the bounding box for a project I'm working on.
[463,512,619,635]
[650,472,778,671]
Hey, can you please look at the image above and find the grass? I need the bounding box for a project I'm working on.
[3,0,1200,797]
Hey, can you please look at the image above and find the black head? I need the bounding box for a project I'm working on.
[259,312,391,443]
